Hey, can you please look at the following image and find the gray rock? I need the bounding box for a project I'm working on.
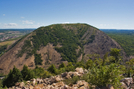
[120,78,133,87]
[75,68,84,74]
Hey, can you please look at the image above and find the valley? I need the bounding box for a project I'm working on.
[0,29,34,42]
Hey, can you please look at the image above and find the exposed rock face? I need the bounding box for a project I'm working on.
[37,43,62,68]
[84,30,123,58]
[0,24,126,74]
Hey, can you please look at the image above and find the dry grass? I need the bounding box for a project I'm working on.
[0,40,16,46]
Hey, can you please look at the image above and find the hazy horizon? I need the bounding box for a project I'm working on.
[0,28,134,30]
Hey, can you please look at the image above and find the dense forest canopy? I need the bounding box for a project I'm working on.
[101,29,134,56]
[16,24,97,64]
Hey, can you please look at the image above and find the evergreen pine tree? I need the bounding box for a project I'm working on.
[21,65,35,80]
[47,64,57,74]
[3,66,22,87]
[59,62,66,69]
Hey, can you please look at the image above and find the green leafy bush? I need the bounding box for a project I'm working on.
[75,61,85,68]
[87,63,122,88]
[110,48,121,63]
[125,58,134,77]
[65,62,75,72]
[58,68,66,74]
[42,71,52,78]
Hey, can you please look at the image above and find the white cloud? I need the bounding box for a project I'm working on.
[3,14,5,16]
[61,22,70,24]
[63,22,70,23]
[5,23,18,26]
[21,17,25,19]
[22,20,34,24]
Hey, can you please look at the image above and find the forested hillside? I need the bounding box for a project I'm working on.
[101,29,134,56]
[0,24,125,74]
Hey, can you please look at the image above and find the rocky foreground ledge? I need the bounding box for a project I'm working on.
[8,68,134,89]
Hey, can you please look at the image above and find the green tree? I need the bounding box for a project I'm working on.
[3,66,22,87]
[66,62,75,72]
[75,61,85,68]
[59,63,66,69]
[33,66,52,78]
[102,52,109,66]
[21,65,35,80]
[110,48,121,63]
[33,66,45,78]
[42,71,52,78]
[85,59,94,69]
[34,54,43,65]
[47,64,57,74]
[125,58,134,77]
[0,79,3,88]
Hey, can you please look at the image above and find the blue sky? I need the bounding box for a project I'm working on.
[0,0,134,29]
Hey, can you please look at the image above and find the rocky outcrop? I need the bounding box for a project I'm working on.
[6,67,134,89]
[9,68,90,89]
[8,67,124,89]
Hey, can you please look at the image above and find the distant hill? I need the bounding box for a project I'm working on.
[101,29,134,56]
[0,24,126,74]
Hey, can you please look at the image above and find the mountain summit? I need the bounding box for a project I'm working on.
[0,23,125,74]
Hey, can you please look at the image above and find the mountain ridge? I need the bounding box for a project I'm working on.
[0,23,126,74]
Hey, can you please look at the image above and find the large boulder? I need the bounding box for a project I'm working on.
[73,80,89,89]
[75,68,84,74]
[120,78,133,87]
[36,78,43,84]
[120,82,128,89]
[129,83,134,89]
[52,81,65,87]
[54,75,63,82]
[15,82,25,88]
[31,78,36,85]
[61,85,71,89]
